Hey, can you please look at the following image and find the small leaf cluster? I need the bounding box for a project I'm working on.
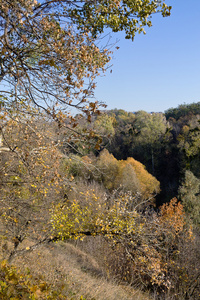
[70,0,172,40]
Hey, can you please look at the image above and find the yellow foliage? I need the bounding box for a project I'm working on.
[96,150,160,201]
[126,157,160,199]
[0,260,55,299]
[97,149,120,190]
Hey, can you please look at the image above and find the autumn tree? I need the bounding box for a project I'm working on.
[0,0,172,203]
[0,109,66,262]
[66,149,160,206]
[0,0,171,119]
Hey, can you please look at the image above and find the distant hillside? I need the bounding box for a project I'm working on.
[165,102,200,120]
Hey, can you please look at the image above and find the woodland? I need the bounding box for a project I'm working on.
[0,1,200,300]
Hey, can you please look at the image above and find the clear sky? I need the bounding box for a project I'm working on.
[94,0,200,113]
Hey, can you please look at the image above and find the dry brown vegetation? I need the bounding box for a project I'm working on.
[7,241,151,300]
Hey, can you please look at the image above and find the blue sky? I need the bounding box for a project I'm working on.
[94,0,200,113]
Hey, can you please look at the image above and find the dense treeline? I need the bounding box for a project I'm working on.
[93,103,200,209]
[165,102,200,120]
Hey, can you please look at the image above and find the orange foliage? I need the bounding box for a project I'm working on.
[159,198,186,234]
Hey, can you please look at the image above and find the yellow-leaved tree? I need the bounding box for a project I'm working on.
[0,108,65,262]
[67,149,160,205]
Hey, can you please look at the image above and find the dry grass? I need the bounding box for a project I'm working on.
[10,240,151,300]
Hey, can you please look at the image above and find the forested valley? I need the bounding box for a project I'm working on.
[0,1,200,300]
[1,101,200,300]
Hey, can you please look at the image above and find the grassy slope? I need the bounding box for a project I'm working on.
[10,241,151,300]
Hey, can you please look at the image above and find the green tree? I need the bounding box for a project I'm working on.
[131,111,168,174]
[179,170,200,227]
[93,113,115,145]
[177,121,200,178]
[165,102,200,121]
[106,109,136,159]
[72,0,171,40]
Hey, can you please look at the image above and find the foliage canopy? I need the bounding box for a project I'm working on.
[0,0,171,120]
